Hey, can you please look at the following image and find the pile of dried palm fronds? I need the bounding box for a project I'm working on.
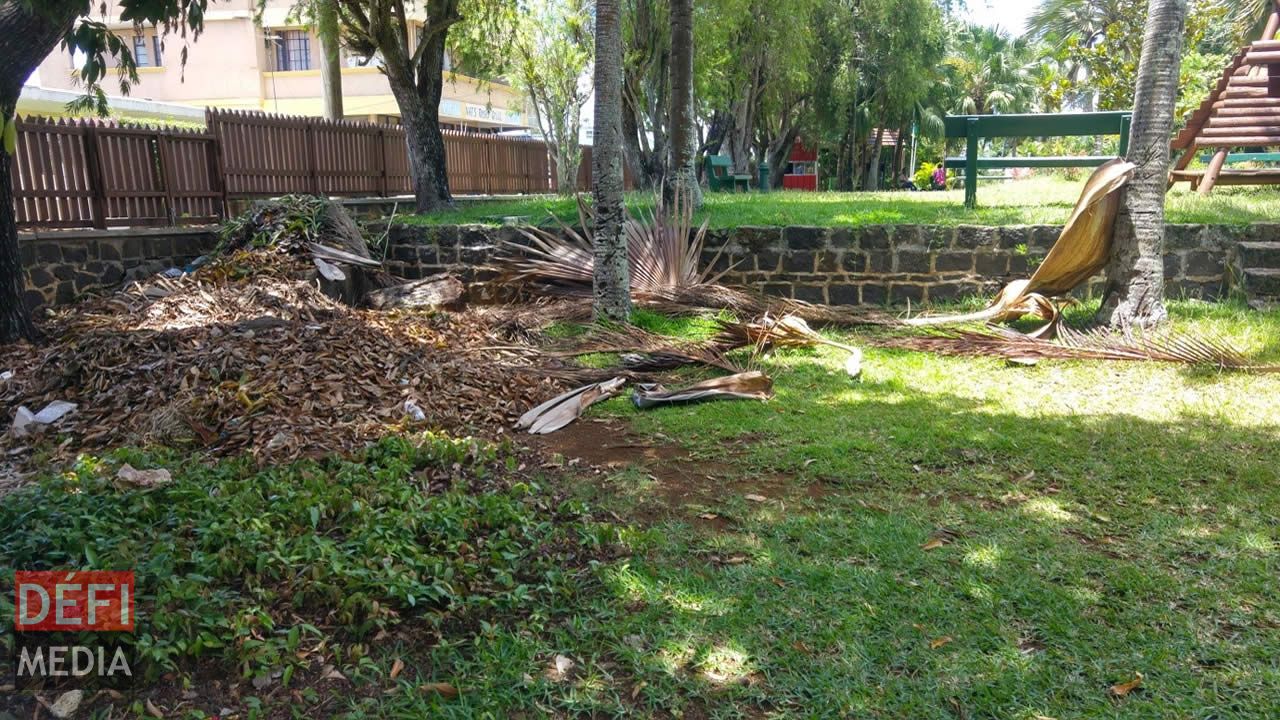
[0,252,568,469]
[217,194,382,276]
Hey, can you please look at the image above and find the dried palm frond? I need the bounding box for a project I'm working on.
[632,371,774,408]
[548,324,747,374]
[714,314,864,376]
[872,325,1280,372]
[516,377,628,434]
[907,159,1134,332]
[497,190,727,298]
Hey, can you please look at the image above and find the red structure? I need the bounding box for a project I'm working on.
[783,139,819,191]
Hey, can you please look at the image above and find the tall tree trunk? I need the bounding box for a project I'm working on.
[387,25,453,213]
[664,0,701,208]
[1097,0,1187,328]
[1,2,79,344]
[767,124,800,189]
[864,126,885,191]
[593,0,630,321]
[317,0,344,121]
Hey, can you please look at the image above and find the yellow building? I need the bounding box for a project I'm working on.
[30,0,531,131]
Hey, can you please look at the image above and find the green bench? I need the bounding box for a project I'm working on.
[943,111,1132,208]
[705,155,752,192]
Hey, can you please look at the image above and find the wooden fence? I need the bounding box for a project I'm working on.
[12,117,222,230]
[208,108,554,200]
[12,109,602,230]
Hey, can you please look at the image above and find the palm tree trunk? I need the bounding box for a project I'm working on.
[317,0,344,121]
[593,0,631,321]
[1097,0,1188,328]
[1,1,80,344]
[664,0,701,208]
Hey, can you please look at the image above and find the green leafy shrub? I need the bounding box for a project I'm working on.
[0,434,607,683]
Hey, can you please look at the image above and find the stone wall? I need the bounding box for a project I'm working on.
[381,222,1241,306]
[18,221,1250,311]
[19,228,218,310]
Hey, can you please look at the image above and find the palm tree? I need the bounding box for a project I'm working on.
[1027,0,1128,48]
[944,25,1037,116]
[316,0,344,120]
[593,0,632,321]
[1098,0,1189,328]
[665,0,702,208]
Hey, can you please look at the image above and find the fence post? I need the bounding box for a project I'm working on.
[377,127,389,197]
[82,123,109,230]
[206,108,229,218]
[484,135,494,195]
[964,117,979,209]
[305,121,319,195]
[155,131,179,225]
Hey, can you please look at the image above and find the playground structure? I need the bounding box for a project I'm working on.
[1171,2,1280,194]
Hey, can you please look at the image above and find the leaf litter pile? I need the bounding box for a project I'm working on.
[0,212,572,474]
[7,180,1280,477]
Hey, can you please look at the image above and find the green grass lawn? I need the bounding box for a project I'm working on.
[4,302,1280,718]
[402,176,1280,228]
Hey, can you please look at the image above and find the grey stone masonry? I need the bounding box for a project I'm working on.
[21,221,1254,311]
[20,227,218,311]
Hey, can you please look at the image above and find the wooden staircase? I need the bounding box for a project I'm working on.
[1170,3,1280,194]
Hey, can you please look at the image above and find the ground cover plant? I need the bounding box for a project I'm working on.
[0,433,620,718]
[3,300,1279,718]
[401,177,1280,228]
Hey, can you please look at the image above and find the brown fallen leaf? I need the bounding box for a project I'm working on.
[920,538,947,551]
[744,494,769,503]
[145,698,165,718]
[1110,672,1143,698]
[929,636,954,650]
[419,682,459,699]
[771,577,786,588]
[698,512,719,520]
[389,658,405,680]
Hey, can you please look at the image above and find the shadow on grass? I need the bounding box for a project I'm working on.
[525,371,1280,719]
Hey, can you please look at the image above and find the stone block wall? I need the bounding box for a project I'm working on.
[18,221,1251,311]
[699,223,1235,306]
[19,228,218,310]
[379,222,1238,306]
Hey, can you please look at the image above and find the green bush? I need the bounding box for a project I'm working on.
[0,434,606,684]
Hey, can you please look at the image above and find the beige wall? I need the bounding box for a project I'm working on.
[31,0,529,128]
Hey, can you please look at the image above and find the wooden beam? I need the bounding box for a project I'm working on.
[1197,148,1229,195]
[1202,124,1280,135]
[1197,135,1280,146]
[1172,168,1280,185]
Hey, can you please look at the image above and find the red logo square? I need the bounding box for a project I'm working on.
[14,571,135,632]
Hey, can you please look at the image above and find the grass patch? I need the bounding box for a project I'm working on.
[401,176,1280,228]
[544,299,1280,717]
[0,434,621,717]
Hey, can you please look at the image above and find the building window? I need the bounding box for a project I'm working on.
[133,35,162,67]
[275,30,312,71]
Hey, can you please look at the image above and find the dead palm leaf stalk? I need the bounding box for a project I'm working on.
[906,159,1135,336]
[873,325,1280,372]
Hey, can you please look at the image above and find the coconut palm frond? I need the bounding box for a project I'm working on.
[497,190,729,299]
[550,324,747,374]
[872,325,1280,372]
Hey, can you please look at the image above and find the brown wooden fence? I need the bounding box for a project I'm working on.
[13,109,609,230]
[208,108,553,200]
[12,117,222,230]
